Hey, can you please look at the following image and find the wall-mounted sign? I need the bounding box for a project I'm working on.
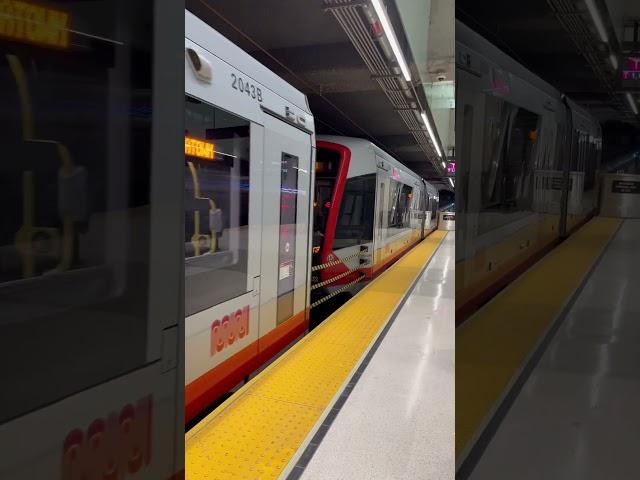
[551,177,573,191]
[623,55,640,80]
[612,180,640,194]
[622,54,640,89]
[489,67,511,96]
[185,137,215,160]
[447,162,456,175]
[0,1,70,48]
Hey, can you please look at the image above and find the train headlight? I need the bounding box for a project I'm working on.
[186,47,212,83]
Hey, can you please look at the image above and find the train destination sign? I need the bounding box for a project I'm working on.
[447,162,456,175]
[622,54,640,89]
[0,1,70,48]
[185,137,215,160]
[611,180,640,194]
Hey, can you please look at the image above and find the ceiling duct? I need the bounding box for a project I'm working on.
[322,0,445,175]
[547,0,637,123]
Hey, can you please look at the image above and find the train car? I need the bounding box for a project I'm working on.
[312,136,439,299]
[184,11,316,424]
[455,21,602,320]
[0,2,183,479]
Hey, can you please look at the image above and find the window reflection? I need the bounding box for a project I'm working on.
[184,95,251,316]
[387,179,413,237]
[334,174,375,249]
[0,0,154,422]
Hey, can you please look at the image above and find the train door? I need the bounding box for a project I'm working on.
[421,181,428,238]
[258,113,312,350]
[456,86,483,264]
[412,181,423,239]
[374,156,390,264]
[183,96,263,421]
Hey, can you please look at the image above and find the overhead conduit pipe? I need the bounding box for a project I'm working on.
[323,0,445,173]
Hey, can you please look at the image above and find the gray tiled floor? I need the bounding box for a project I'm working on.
[469,219,640,480]
[299,232,455,480]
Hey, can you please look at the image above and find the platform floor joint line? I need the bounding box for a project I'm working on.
[186,231,447,480]
[455,216,622,467]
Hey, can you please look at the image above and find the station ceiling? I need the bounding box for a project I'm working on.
[187,0,443,183]
[456,0,640,130]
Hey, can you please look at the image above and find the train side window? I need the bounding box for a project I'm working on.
[478,96,540,233]
[584,136,598,190]
[459,103,474,216]
[184,96,251,316]
[387,180,413,237]
[503,107,539,206]
[431,192,438,221]
[334,174,375,249]
[481,95,509,208]
[277,153,299,324]
[387,179,401,229]
[554,122,565,170]
[378,181,386,239]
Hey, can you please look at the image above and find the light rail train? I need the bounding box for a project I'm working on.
[184,11,440,423]
[0,3,442,479]
[456,21,602,320]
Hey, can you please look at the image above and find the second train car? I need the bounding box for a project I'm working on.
[184,11,439,424]
[455,20,602,321]
[312,136,438,301]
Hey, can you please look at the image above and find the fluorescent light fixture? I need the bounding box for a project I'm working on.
[609,53,618,70]
[584,0,608,43]
[448,177,454,187]
[626,92,639,115]
[441,161,446,169]
[371,0,411,82]
[420,111,443,158]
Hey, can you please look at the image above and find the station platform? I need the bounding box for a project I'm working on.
[457,217,639,479]
[186,230,453,479]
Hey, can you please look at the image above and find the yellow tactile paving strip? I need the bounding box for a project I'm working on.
[456,216,621,463]
[186,231,447,480]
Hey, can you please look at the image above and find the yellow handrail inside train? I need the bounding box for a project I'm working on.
[8,53,75,276]
[187,160,218,256]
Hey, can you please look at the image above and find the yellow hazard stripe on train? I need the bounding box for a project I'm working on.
[186,231,447,479]
[455,216,621,463]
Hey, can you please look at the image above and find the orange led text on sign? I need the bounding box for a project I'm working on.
[185,137,215,160]
[0,0,70,48]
